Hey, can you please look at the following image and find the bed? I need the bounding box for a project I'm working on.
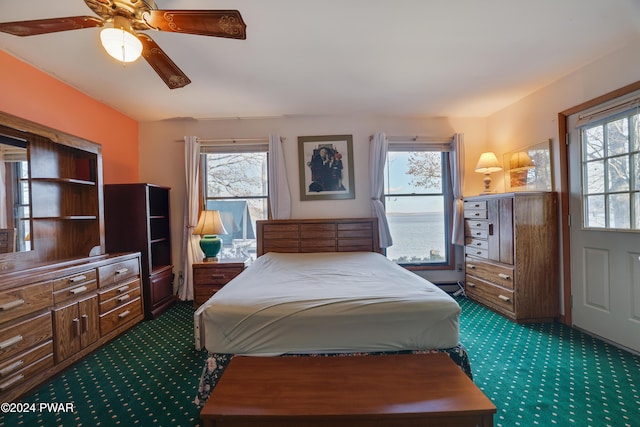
[194,218,470,406]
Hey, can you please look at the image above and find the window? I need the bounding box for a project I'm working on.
[202,146,269,259]
[579,104,640,230]
[383,148,453,268]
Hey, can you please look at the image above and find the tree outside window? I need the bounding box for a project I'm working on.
[203,151,268,259]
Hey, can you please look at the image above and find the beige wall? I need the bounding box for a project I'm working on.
[487,35,640,192]
[139,115,487,284]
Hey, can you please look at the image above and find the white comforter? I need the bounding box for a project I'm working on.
[198,251,461,355]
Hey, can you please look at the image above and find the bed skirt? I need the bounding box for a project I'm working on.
[194,344,472,406]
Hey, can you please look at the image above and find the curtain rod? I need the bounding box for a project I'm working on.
[175,137,284,145]
[371,135,453,143]
[388,136,453,143]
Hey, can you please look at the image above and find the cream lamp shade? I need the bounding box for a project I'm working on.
[475,152,503,194]
[193,210,228,261]
[100,16,142,63]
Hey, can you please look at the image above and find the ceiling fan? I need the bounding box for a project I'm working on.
[0,0,246,89]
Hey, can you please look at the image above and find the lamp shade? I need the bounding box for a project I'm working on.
[474,152,503,174]
[99,16,142,63]
[509,151,535,172]
[193,210,228,236]
[193,210,228,261]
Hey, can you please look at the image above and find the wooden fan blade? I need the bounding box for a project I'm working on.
[137,33,191,89]
[144,10,246,39]
[0,16,103,36]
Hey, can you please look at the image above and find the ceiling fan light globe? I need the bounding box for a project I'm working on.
[100,27,143,63]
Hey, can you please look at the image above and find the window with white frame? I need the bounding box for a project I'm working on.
[201,144,269,259]
[383,145,453,267]
[578,99,640,230]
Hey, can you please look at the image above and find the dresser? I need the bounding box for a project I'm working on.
[463,192,559,322]
[0,253,143,402]
[193,259,250,308]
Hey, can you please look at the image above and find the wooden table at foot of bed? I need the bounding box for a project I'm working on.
[200,352,496,427]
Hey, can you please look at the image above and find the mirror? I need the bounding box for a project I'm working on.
[0,133,31,253]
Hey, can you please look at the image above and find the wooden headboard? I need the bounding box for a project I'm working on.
[256,218,382,256]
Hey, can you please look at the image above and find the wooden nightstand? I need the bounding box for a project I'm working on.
[193,258,250,308]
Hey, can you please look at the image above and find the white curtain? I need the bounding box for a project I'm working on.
[449,133,465,246]
[268,134,291,219]
[179,136,201,301]
[369,132,393,248]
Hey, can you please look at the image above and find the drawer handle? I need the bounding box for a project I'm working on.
[117,285,130,293]
[118,310,131,319]
[467,282,476,288]
[467,264,476,269]
[0,360,24,377]
[70,286,88,295]
[0,298,25,311]
[475,251,483,255]
[69,275,87,283]
[0,374,24,391]
[473,212,480,217]
[0,335,23,350]
[475,242,482,246]
[498,273,512,280]
[118,294,130,303]
[115,268,129,275]
[210,274,226,279]
[475,231,482,236]
[498,295,511,302]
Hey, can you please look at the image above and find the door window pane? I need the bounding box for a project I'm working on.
[585,195,605,228]
[608,193,630,229]
[607,156,629,192]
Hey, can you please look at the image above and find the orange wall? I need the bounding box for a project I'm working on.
[0,51,138,183]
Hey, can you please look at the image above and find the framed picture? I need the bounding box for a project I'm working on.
[503,139,554,192]
[298,135,355,200]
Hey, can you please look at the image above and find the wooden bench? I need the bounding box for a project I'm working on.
[201,352,496,427]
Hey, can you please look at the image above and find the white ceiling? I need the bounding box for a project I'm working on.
[1,0,639,122]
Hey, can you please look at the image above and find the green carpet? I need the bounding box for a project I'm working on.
[1,299,639,427]
[458,297,640,427]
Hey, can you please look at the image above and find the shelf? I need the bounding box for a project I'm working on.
[33,216,98,220]
[31,177,96,186]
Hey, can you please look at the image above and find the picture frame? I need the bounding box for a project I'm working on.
[503,139,553,192]
[298,135,355,200]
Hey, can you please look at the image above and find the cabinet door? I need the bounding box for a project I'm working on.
[486,197,514,265]
[79,295,99,348]
[53,295,99,362]
[53,302,81,363]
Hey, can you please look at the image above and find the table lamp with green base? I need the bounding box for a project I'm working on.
[193,210,228,262]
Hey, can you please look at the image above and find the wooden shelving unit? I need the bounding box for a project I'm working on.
[104,183,175,319]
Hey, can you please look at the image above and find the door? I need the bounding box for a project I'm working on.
[568,112,640,353]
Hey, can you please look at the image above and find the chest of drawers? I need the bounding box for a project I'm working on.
[463,192,559,322]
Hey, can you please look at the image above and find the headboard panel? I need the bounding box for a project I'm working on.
[256,218,381,256]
